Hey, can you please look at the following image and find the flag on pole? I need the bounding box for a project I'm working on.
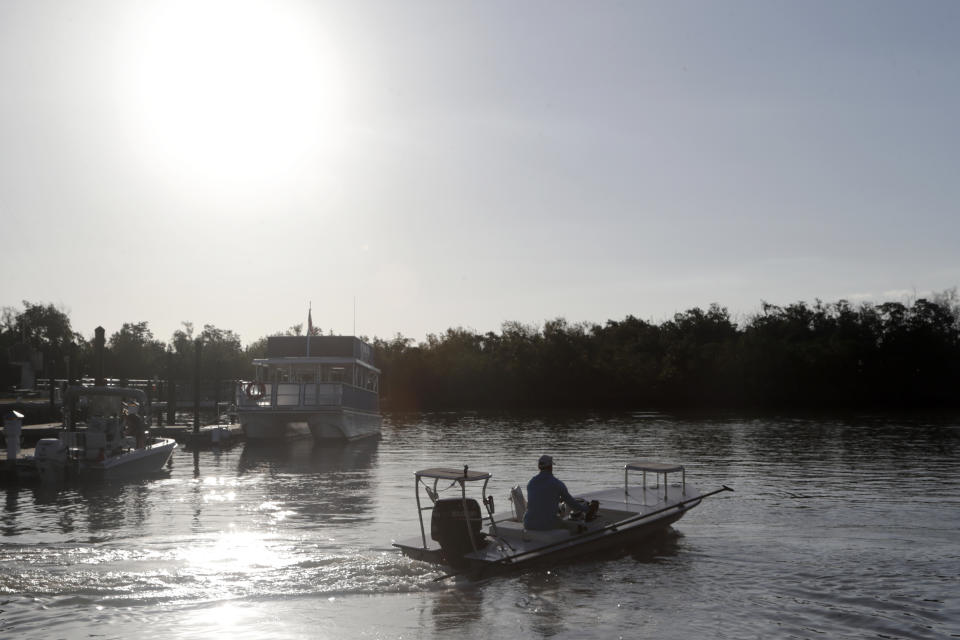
[307,303,313,356]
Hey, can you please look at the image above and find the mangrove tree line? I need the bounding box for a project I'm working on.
[3,293,959,410]
[374,295,960,411]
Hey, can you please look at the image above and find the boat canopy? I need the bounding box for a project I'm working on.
[251,356,381,374]
[624,460,685,500]
[416,467,491,482]
[625,461,683,473]
[63,386,148,407]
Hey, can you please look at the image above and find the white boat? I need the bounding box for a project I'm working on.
[34,386,177,482]
[236,336,381,441]
[393,461,732,577]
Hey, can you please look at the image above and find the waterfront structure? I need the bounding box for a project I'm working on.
[237,336,381,441]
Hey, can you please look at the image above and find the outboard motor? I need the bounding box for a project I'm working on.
[431,498,486,565]
[34,438,68,482]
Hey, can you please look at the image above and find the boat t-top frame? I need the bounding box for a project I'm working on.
[624,460,685,504]
[414,466,493,554]
[62,386,150,429]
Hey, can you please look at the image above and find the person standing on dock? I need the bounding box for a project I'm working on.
[4,410,24,463]
[523,454,592,530]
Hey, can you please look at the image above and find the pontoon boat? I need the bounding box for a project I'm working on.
[237,336,381,441]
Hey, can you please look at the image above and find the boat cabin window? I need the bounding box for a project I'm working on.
[292,366,315,383]
[362,370,379,392]
[252,362,377,391]
[88,395,122,417]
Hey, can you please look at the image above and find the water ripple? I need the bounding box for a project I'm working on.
[1,413,958,639]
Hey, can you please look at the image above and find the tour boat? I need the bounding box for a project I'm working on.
[393,461,732,577]
[236,336,381,441]
[34,386,177,482]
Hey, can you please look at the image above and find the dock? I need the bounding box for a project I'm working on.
[1,423,61,447]
[149,423,243,448]
[1,445,40,485]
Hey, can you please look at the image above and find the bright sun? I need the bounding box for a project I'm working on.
[120,1,346,195]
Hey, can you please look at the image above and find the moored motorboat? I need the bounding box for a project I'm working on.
[33,386,177,482]
[393,461,732,578]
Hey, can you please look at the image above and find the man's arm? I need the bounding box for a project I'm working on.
[557,479,586,513]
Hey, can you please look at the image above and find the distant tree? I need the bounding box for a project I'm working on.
[657,304,739,407]
[1,301,82,380]
[592,314,664,407]
[372,334,416,408]
[168,322,197,379]
[244,337,268,363]
[931,287,960,328]
[199,324,247,380]
[106,321,166,380]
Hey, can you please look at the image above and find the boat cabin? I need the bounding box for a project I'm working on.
[60,386,150,461]
[237,336,380,412]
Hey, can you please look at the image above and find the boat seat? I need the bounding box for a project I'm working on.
[491,519,570,543]
[510,485,526,522]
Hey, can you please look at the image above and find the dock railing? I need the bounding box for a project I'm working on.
[236,382,378,412]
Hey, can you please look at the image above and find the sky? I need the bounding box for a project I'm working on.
[1,0,958,347]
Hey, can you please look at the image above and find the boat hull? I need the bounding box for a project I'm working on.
[240,408,381,441]
[240,412,312,440]
[28,437,178,484]
[489,507,689,571]
[85,438,178,479]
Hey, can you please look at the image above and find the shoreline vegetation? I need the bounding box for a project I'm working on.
[3,291,960,412]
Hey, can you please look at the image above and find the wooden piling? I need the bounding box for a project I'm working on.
[193,338,202,434]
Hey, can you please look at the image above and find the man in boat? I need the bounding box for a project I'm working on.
[524,455,595,530]
[124,403,146,449]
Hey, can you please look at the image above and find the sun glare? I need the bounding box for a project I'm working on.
[119,1,346,196]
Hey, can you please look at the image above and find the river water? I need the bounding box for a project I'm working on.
[1,412,958,639]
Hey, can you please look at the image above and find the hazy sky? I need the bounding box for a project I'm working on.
[1,0,958,346]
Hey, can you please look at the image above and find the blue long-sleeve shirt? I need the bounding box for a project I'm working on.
[523,470,585,530]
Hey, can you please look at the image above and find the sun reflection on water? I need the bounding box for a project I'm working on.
[177,530,292,575]
[173,601,267,640]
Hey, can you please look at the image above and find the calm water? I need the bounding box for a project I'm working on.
[1,413,958,639]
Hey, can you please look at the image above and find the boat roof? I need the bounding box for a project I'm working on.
[265,336,376,365]
[416,467,491,482]
[64,386,148,405]
[251,356,381,373]
[625,460,684,473]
